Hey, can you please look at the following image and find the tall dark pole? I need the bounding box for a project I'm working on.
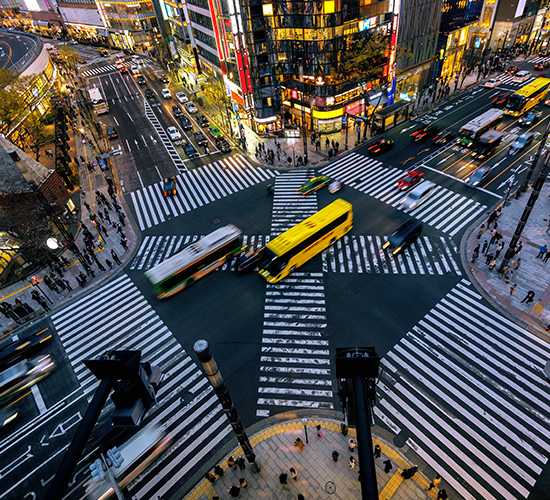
[518,120,550,194]
[298,59,308,164]
[499,151,550,273]
[194,340,260,472]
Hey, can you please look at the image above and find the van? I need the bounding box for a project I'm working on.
[513,70,531,83]
[383,219,423,255]
[471,130,503,159]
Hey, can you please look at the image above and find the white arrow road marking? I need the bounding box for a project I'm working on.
[498,175,516,190]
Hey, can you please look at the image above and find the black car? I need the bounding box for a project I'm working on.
[106,127,118,139]
[122,49,134,55]
[194,131,207,146]
[163,176,176,197]
[492,92,510,108]
[382,219,422,255]
[535,63,545,71]
[505,65,519,75]
[137,75,146,85]
[197,114,210,128]
[411,124,439,142]
[235,248,264,275]
[159,74,169,83]
[172,105,183,118]
[367,138,394,156]
[0,328,52,369]
[433,130,456,145]
[182,140,199,158]
[144,88,154,99]
[180,116,192,130]
[215,136,231,153]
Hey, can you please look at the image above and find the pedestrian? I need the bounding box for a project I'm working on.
[101,225,109,238]
[510,284,517,296]
[512,258,521,270]
[401,465,418,479]
[97,261,106,272]
[204,472,216,483]
[515,241,523,255]
[38,298,51,312]
[485,252,494,265]
[238,477,247,488]
[383,459,392,473]
[487,211,497,226]
[105,259,113,270]
[228,485,240,497]
[298,495,305,500]
[111,249,121,265]
[279,472,289,489]
[437,489,448,500]
[427,474,441,491]
[236,456,245,470]
[84,201,91,212]
[348,456,356,469]
[374,444,382,459]
[54,277,66,290]
[495,242,504,258]
[316,424,325,437]
[326,137,330,149]
[489,257,496,270]
[332,450,339,462]
[290,467,297,480]
[472,244,480,263]
[545,249,550,263]
[104,209,111,223]
[214,465,224,476]
[489,230,497,245]
[61,279,72,291]
[97,211,104,222]
[477,224,485,239]
[521,290,535,304]
[227,456,236,469]
[121,238,128,250]
[482,240,488,255]
[294,437,304,451]
[348,438,356,452]
[119,213,126,226]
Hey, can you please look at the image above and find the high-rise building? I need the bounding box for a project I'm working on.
[57,0,108,42]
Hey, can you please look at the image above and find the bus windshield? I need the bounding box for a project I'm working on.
[506,94,524,112]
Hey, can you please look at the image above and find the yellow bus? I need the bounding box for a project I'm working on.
[505,77,550,117]
[258,199,353,283]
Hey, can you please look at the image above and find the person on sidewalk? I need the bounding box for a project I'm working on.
[204,472,216,483]
[348,456,356,469]
[316,424,325,437]
[348,438,356,452]
[510,284,517,296]
[477,224,485,239]
[227,456,236,469]
[383,459,392,473]
[544,249,550,263]
[512,258,521,270]
[521,290,535,304]
[332,450,339,462]
[537,245,547,258]
[374,444,382,458]
[401,465,418,479]
[294,438,304,451]
[214,465,224,476]
[495,242,504,258]
[437,489,448,500]
[236,456,245,470]
[485,252,494,265]
[279,472,289,489]
[289,467,297,480]
[482,240,488,255]
[427,473,441,491]
[238,477,248,488]
[472,245,480,263]
[228,485,240,497]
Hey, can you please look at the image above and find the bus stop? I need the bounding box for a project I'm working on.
[372,100,413,134]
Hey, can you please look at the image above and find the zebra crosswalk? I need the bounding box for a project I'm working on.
[127,156,278,231]
[79,61,153,79]
[130,233,462,276]
[375,280,550,500]
[51,275,232,500]
[321,153,487,237]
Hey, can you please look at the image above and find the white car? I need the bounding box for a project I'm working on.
[176,92,188,103]
[161,88,172,99]
[513,70,531,83]
[184,101,197,113]
[484,78,501,88]
[67,40,78,45]
[167,126,181,141]
[131,66,139,75]
[132,55,142,64]
[400,180,436,211]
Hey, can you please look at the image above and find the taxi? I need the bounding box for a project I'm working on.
[296,175,329,195]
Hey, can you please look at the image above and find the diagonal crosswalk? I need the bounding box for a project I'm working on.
[127,156,278,231]
[375,279,550,500]
[51,275,232,500]
[79,61,153,78]
[321,153,487,237]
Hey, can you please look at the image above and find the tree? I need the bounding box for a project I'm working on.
[0,68,37,135]
[59,45,80,70]
[20,113,55,161]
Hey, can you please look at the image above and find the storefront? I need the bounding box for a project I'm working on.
[372,100,413,134]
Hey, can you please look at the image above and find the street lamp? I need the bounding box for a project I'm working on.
[301,418,309,443]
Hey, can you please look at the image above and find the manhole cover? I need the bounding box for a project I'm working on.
[180,391,194,405]
[212,218,221,224]
[393,434,406,448]
[322,326,333,338]
[325,481,336,494]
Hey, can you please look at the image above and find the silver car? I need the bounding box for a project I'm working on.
[0,355,56,404]
[399,180,436,210]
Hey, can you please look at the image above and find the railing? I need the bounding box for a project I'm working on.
[0,29,43,74]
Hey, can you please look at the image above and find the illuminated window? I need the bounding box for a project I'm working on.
[262,4,273,16]
[324,0,335,14]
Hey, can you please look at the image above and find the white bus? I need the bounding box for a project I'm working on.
[457,108,504,147]
[88,87,109,115]
[145,224,244,299]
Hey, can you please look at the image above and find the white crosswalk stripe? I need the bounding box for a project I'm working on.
[128,156,278,231]
[79,61,148,78]
[375,279,550,500]
[51,275,232,500]
[321,153,487,236]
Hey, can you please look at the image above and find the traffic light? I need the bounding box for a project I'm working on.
[89,459,105,482]
[107,447,124,468]
[439,49,445,60]
[31,276,39,285]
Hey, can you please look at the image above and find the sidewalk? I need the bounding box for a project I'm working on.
[464,182,550,335]
[181,415,446,500]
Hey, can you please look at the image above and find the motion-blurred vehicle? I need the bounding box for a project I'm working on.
[136,75,146,85]
[131,66,139,75]
[399,180,436,210]
[106,127,118,139]
[539,50,548,57]
[167,126,181,141]
[184,102,197,113]
[182,140,199,158]
[492,92,510,108]
[411,124,439,142]
[382,219,423,255]
[464,166,492,187]
[78,58,87,64]
[328,180,343,193]
[297,176,329,195]
[163,177,176,197]
[433,130,456,145]
[119,66,128,74]
[513,70,532,83]
[0,408,18,430]
[159,74,169,83]
[395,169,424,191]
[235,248,263,275]
[0,328,52,369]
[180,116,193,130]
[470,130,503,159]
[144,88,154,99]
[176,92,188,104]
[172,105,183,118]
[215,137,231,153]
[367,138,394,156]
[484,78,501,88]
[0,355,56,404]
[194,131,207,146]
[511,132,535,151]
[505,66,519,75]
[518,111,541,126]
[197,114,210,127]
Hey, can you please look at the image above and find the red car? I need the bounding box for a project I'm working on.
[395,170,424,191]
[505,66,519,75]
[411,124,439,142]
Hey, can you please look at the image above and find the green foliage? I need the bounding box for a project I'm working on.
[0,69,37,135]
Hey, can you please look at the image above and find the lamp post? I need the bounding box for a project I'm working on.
[301,417,309,443]
[298,59,308,165]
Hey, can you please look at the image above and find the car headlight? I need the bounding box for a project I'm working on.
[382,241,390,249]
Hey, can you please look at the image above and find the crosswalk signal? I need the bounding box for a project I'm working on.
[107,447,124,468]
[90,458,106,482]
[31,276,39,286]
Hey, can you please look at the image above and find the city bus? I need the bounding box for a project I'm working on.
[258,199,353,283]
[145,224,244,299]
[88,86,109,115]
[457,108,504,147]
[505,77,550,117]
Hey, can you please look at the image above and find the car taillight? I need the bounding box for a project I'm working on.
[164,191,167,196]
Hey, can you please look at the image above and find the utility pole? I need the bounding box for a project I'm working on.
[298,59,308,165]
[499,151,550,273]
[518,120,550,194]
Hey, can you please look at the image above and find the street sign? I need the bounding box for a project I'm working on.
[92,161,98,169]
[100,154,110,159]
[98,159,105,167]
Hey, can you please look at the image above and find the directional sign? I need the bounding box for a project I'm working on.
[98,159,105,167]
